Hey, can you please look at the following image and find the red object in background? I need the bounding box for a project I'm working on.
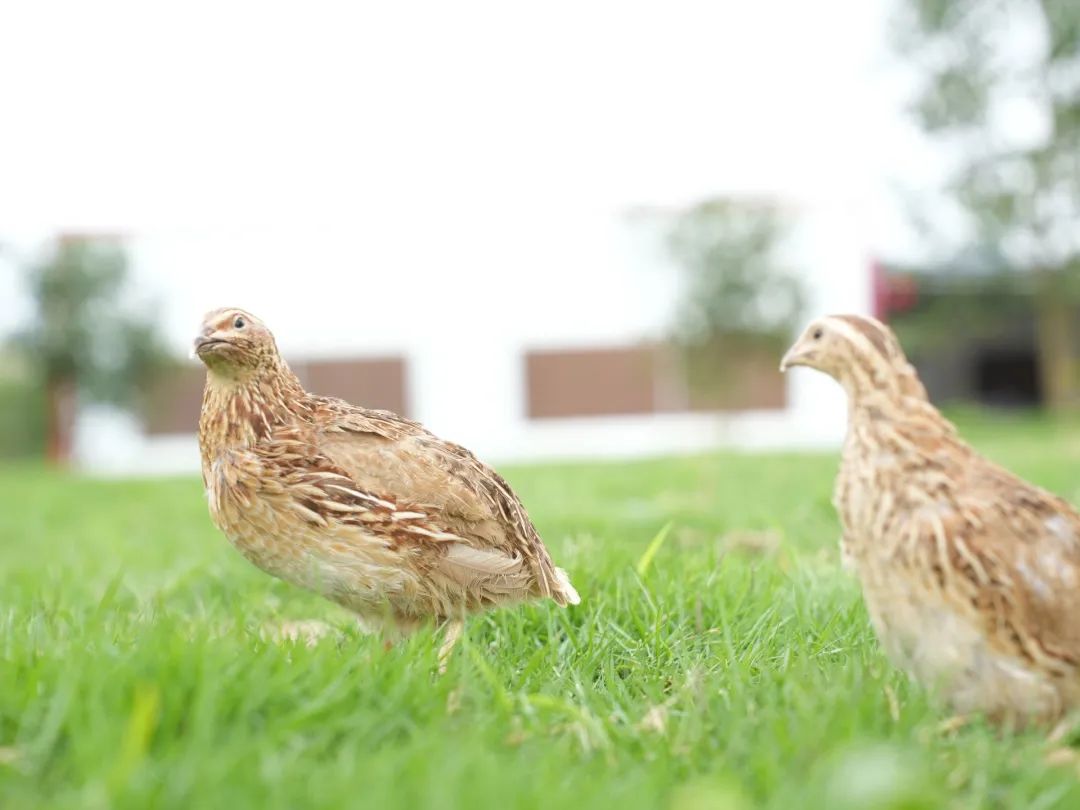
[871,260,918,320]
[872,261,888,319]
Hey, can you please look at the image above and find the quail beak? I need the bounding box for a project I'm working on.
[193,334,228,357]
[779,343,809,373]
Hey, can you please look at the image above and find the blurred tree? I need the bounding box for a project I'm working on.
[667,199,804,405]
[0,363,46,459]
[15,237,174,463]
[669,199,803,345]
[897,0,1080,409]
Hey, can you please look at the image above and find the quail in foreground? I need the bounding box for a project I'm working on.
[196,308,579,667]
[783,313,1080,727]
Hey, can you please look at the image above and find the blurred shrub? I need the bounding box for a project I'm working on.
[16,238,175,406]
[12,236,176,461]
[895,0,1080,409]
[669,199,803,346]
[667,198,805,399]
[0,377,45,458]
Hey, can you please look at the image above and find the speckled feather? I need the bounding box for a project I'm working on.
[784,314,1080,726]
[196,308,579,640]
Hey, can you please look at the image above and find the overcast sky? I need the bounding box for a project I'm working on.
[0,0,941,340]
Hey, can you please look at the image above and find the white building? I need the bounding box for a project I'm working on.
[0,1,908,475]
[72,198,873,476]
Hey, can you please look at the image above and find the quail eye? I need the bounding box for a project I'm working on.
[812,328,824,340]
[234,316,246,329]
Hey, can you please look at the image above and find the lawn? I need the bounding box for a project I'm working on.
[4,412,1080,809]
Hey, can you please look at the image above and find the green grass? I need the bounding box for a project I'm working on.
[5,412,1080,809]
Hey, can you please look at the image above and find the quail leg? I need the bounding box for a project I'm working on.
[936,715,970,735]
[438,619,465,674]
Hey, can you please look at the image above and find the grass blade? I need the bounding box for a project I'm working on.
[636,522,673,578]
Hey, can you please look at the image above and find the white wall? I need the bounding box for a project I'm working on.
[73,200,872,475]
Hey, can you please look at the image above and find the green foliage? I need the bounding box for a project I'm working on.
[668,199,804,349]
[15,239,175,405]
[0,378,45,457]
[887,263,1033,355]
[666,200,804,404]
[896,0,1080,407]
[896,0,1080,271]
[4,417,1080,807]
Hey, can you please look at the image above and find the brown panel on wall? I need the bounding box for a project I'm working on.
[143,356,409,435]
[298,357,408,416]
[680,345,787,412]
[524,342,786,420]
[143,363,205,435]
[526,346,657,418]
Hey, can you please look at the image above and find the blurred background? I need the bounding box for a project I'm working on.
[1,0,1075,474]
